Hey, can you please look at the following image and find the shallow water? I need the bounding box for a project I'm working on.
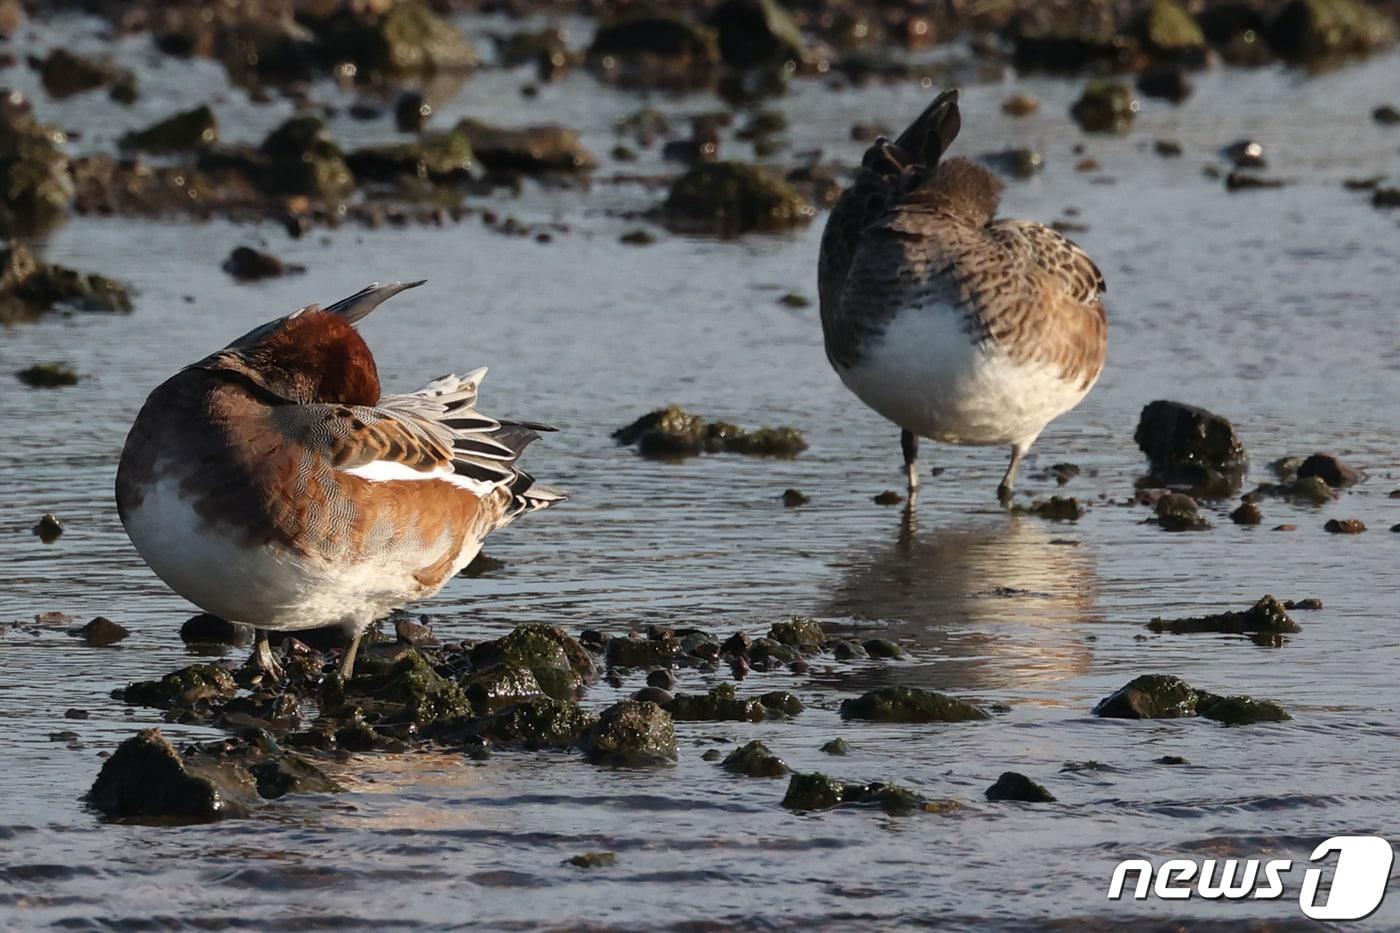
[3,12,1400,931]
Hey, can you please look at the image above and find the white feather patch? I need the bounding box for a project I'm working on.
[343,460,497,497]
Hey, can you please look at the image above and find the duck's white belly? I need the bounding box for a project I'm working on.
[837,304,1092,446]
[121,476,472,632]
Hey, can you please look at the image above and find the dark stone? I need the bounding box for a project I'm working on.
[781,772,946,814]
[985,771,1056,802]
[1021,496,1085,521]
[1324,518,1366,534]
[121,105,218,153]
[447,697,595,750]
[180,614,251,646]
[781,488,810,506]
[1197,694,1291,725]
[1226,171,1284,191]
[605,631,679,670]
[861,639,905,660]
[1002,94,1039,116]
[587,15,720,90]
[87,729,248,822]
[222,247,305,281]
[318,1,478,77]
[566,851,617,869]
[73,616,130,647]
[820,737,850,756]
[873,490,904,506]
[1230,501,1263,525]
[721,739,789,777]
[708,0,807,69]
[831,640,867,661]
[457,119,596,175]
[1155,755,1189,765]
[32,512,63,543]
[839,686,988,723]
[346,127,475,182]
[1265,0,1397,64]
[1092,674,1201,719]
[1136,67,1191,103]
[1296,453,1359,488]
[767,617,824,650]
[393,616,439,648]
[663,161,813,235]
[1070,81,1137,135]
[1147,595,1299,636]
[122,665,238,711]
[1134,400,1247,483]
[613,406,807,459]
[17,363,77,387]
[2,244,130,323]
[346,650,472,725]
[1374,105,1400,125]
[395,92,430,133]
[1374,188,1400,208]
[1154,492,1208,531]
[631,686,674,705]
[580,700,677,765]
[32,49,132,100]
[646,669,676,690]
[1154,139,1183,157]
[665,682,767,722]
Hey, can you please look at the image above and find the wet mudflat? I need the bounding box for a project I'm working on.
[4,7,1400,931]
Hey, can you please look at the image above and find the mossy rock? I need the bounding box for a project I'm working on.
[1197,694,1291,725]
[758,690,803,717]
[17,363,78,387]
[322,1,479,76]
[257,115,355,199]
[1147,595,1299,636]
[346,128,476,182]
[767,617,825,650]
[721,426,808,457]
[1135,400,1248,479]
[121,664,237,710]
[479,697,597,749]
[1266,0,1397,63]
[612,406,807,459]
[1138,0,1206,52]
[461,663,545,712]
[1091,674,1202,719]
[664,161,813,235]
[0,113,74,238]
[121,105,218,153]
[748,637,800,667]
[839,686,988,723]
[456,119,596,175]
[604,631,680,670]
[1070,81,1137,135]
[87,729,247,822]
[781,772,946,815]
[985,771,1056,802]
[580,700,678,766]
[347,649,472,725]
[666,682,766,722]
[722,740,789,777]
[470,624,593,698]
[1154,492,1209,531]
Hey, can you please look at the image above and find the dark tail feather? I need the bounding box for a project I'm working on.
[893,88,961,169]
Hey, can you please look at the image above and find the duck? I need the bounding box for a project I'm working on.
[115,280,564,679]
[818,89,1108,503]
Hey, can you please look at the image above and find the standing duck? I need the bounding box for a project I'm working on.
[819,89,1107,503]
[116,281,564,679]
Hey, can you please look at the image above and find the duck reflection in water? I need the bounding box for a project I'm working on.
[820,508,1102,697]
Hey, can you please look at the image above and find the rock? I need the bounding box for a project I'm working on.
[121,106,218,153]
[1134,400,1247,487]
[580,700,678,766]
[1154,492,1208,531]
[1136,0,1206,54]
[767,617,824,650]
[1374,188,1400,208]
[632,686,674,705]
[1265,0,1397,64]
[1324,518,1366,534]
[620,229,655,246]
[605,631,679,670]
[613,406,807,459]
[1197,694,1291,725]
[0,0,23,39]
[1284,598,1323,610]
[471,624,594,699]
[1230,501,1262,525]
[180,614,251,646]
[321,2,478,77]
[32,513,63,542]
[0,106,74,239]
[395,92,431,133]
[255,115,355,199]
[1070,81,1137,135]
[663,161,814,235]
[393,616,439,648]
[1092,674,1201,719]
[646,669,676,690]
[1012,10,1137,73]
[832,640,866,661]
[346,126,476,182]
[32,49,133,100]
[1136,67,1191,103]
[1290,476,1336,504]
[588,15,720,90]
[346,650,472,725]
[1021,496,1085,521]
[1226,171,1284,191]
[1296,453,1359,488]
[979,148,1044,180]
[222,247,305,281]
[1155,755,1189,765]
[820,738,850,756]
[461,664,545,712]
[985,772,1056,802]
[1147,595,1299,636]
[665,682,770,722]
[73,616,130,647]
[781,488,810,507]
[1002,93,1039,117]
[839,686,988,723]
[456,119,596,175]
[709,0,808,69]
[17,363,77,387]
[121,664,238,710]
[862,639,905,660]
[873,490,904,506]
[1155,139,1184,157]
[566,851,617,869]
[722,740,789,777]
[1374,105,1400,126]
[1223,140,1266,168]
[456,697,595,749]
[780,772,945,814]
[87,729,248,822]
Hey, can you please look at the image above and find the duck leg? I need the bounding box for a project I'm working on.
[253,629,285,680]
[997,442,1030,505]
[337,633,363,680]
[901,430,921,496]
